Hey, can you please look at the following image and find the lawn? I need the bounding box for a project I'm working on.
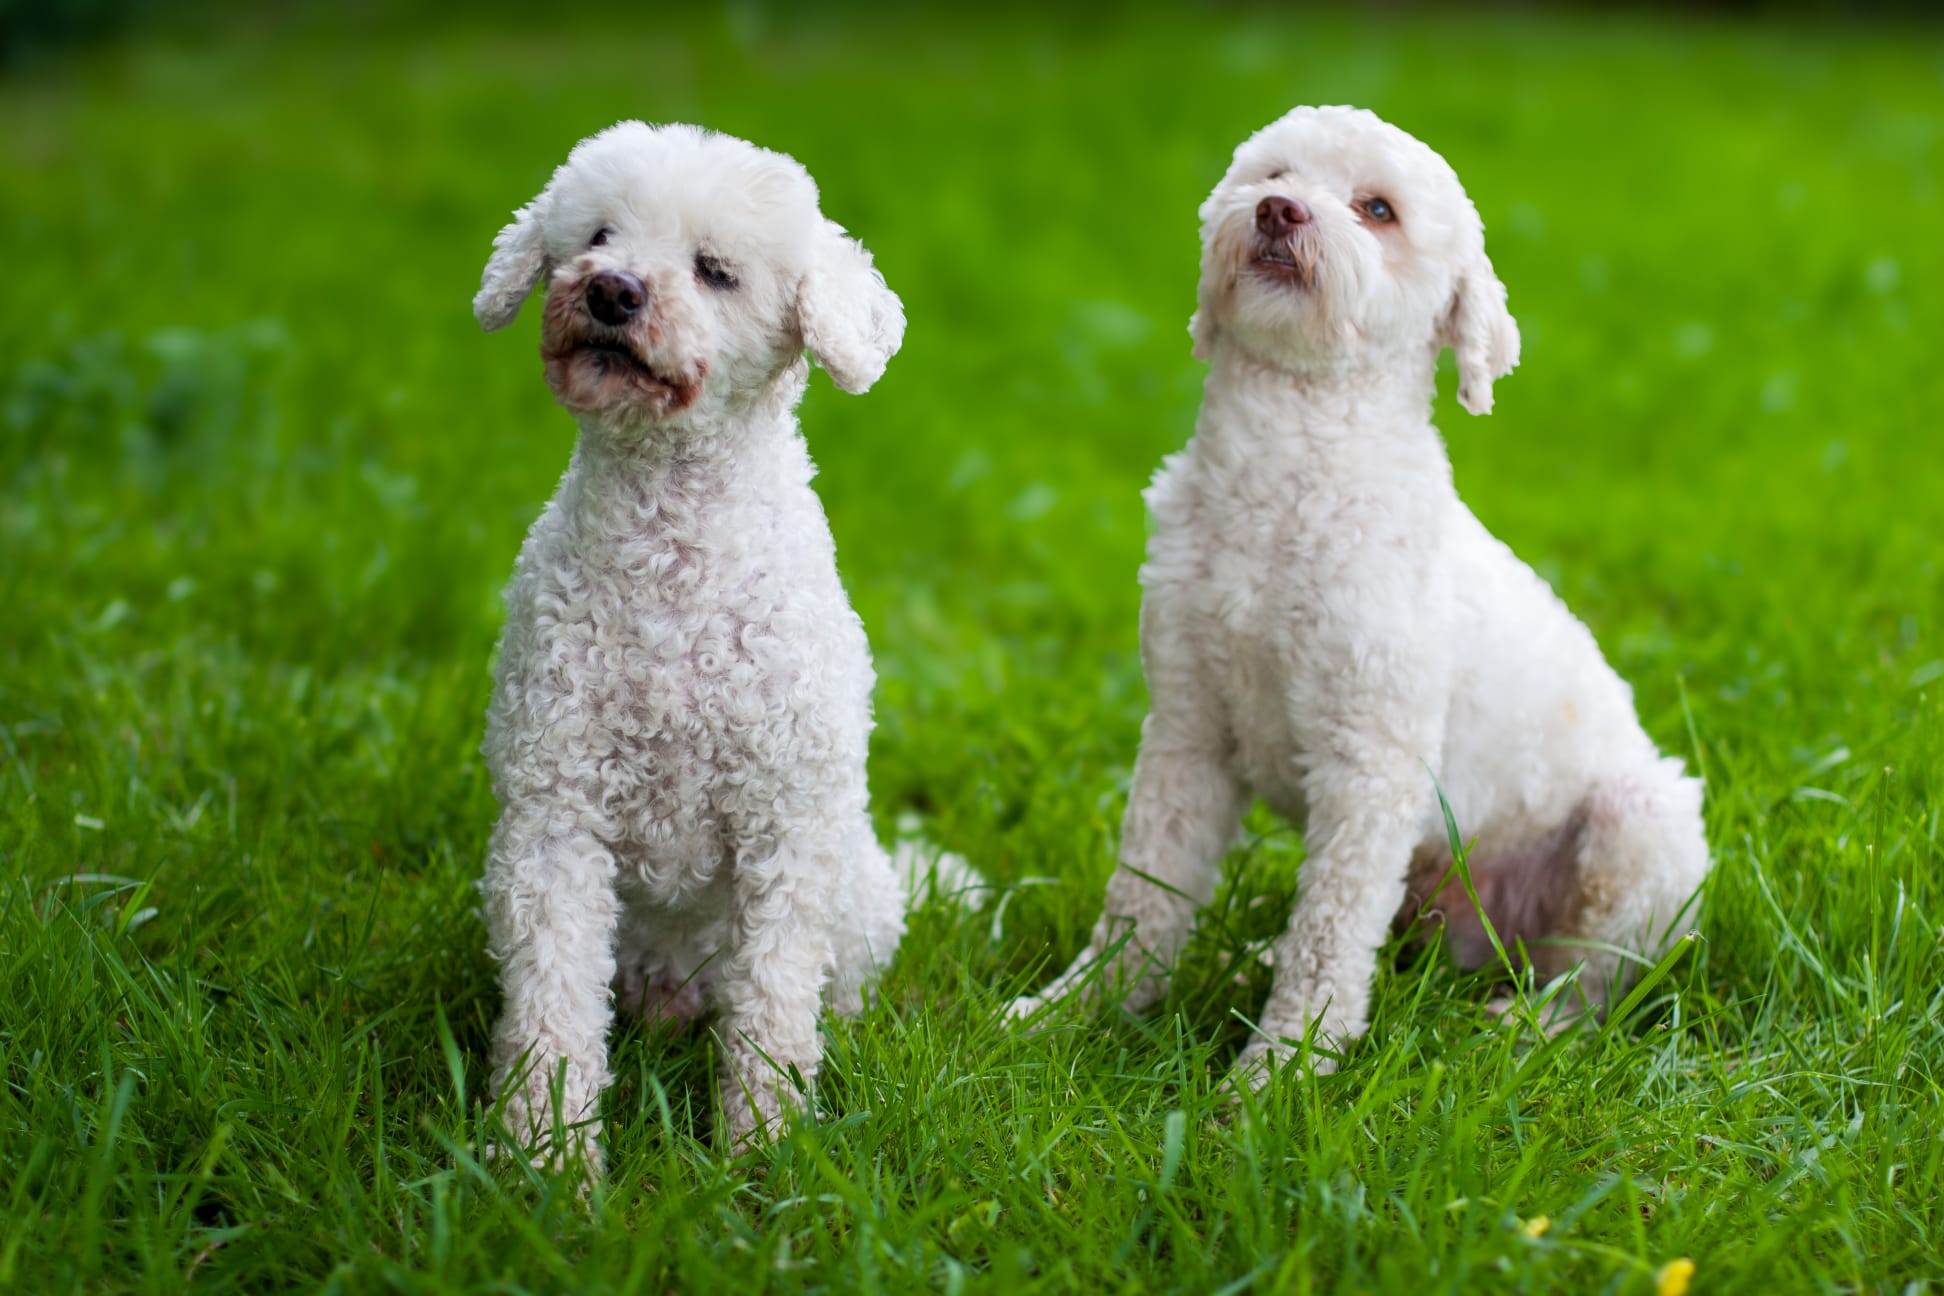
[3,4,1942,1292]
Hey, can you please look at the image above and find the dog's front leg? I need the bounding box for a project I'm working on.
[1229,759,1426,1091]
[714,824,841,1147]
[1009,718,1246,1021]
[482,808,621,1172]
[1009,579,1247,1021]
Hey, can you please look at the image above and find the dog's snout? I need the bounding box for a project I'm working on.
[1255,195,1312,238]
[586,270,647,327]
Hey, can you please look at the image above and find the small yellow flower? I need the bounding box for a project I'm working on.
[1654,1258,1695,1296]
[1519,1215,1551,1239]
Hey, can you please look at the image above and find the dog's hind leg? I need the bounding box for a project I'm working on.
[1406,760,1709,1023]
[1530,758,1710,1013]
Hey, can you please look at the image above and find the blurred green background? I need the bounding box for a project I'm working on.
[2,4,1941,1292]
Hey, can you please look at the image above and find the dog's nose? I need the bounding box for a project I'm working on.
[586,270,647,326]
[1255,195,1312,238]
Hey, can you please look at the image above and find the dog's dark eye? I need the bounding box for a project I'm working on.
[589,227,613,248]
[1359,197,1397,224]
[694,253,739,291]
[1267,170,1288,182]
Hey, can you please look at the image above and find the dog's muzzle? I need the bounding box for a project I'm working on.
[539,271,703,419]
[1250,193,1319,288]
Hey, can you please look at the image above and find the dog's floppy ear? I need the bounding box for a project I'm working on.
[797,219,905,394]
[1188,185,1240,363]
[1437,243,1520,415]
[474,192,554,332]
[1188,302,1219,362]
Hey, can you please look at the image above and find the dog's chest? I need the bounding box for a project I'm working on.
[1148,449,1386,817]
[1196,547,1318,818]
[626,554,790,739]
[491,494,836,870]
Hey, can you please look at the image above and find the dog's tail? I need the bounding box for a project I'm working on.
[891,813,989,910]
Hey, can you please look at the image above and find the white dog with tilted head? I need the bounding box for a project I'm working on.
[473,121,918,1164]
[1009,106,1710,1090]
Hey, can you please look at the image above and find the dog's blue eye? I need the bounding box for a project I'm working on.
[1361,197,1396,224]
[589,227,612,248]
[694,254,739,291]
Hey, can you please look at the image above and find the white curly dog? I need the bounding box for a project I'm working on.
[473,121,915,1161]
[1009,106,1711,1089]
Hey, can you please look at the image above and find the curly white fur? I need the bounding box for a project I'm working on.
[1008,106,1711,1089]
[474,121,917,1163]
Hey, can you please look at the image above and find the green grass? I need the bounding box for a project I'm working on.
[4,5,1942,1291]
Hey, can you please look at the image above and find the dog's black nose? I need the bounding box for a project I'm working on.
[1255,195,1312,238]
[586,270,646,326]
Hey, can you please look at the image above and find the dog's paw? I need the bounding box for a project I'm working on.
[483,1129,605,1185]
[1004,992,1051,1024]
[721,1105,778,1152]
[1222,1041,1278,1102]
[1486,994,1585,1038]
[490,1078,607,1183]
[1222,1036,1336,1102]
[718,1075,810,1152]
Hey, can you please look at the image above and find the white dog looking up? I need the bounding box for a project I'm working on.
[473,121,914,1164]
[1009,106,1711,1091]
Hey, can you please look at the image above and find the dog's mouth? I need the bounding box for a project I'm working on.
[1249,234,1319,289]
[576,341,685,392]
[543,335,704,417]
